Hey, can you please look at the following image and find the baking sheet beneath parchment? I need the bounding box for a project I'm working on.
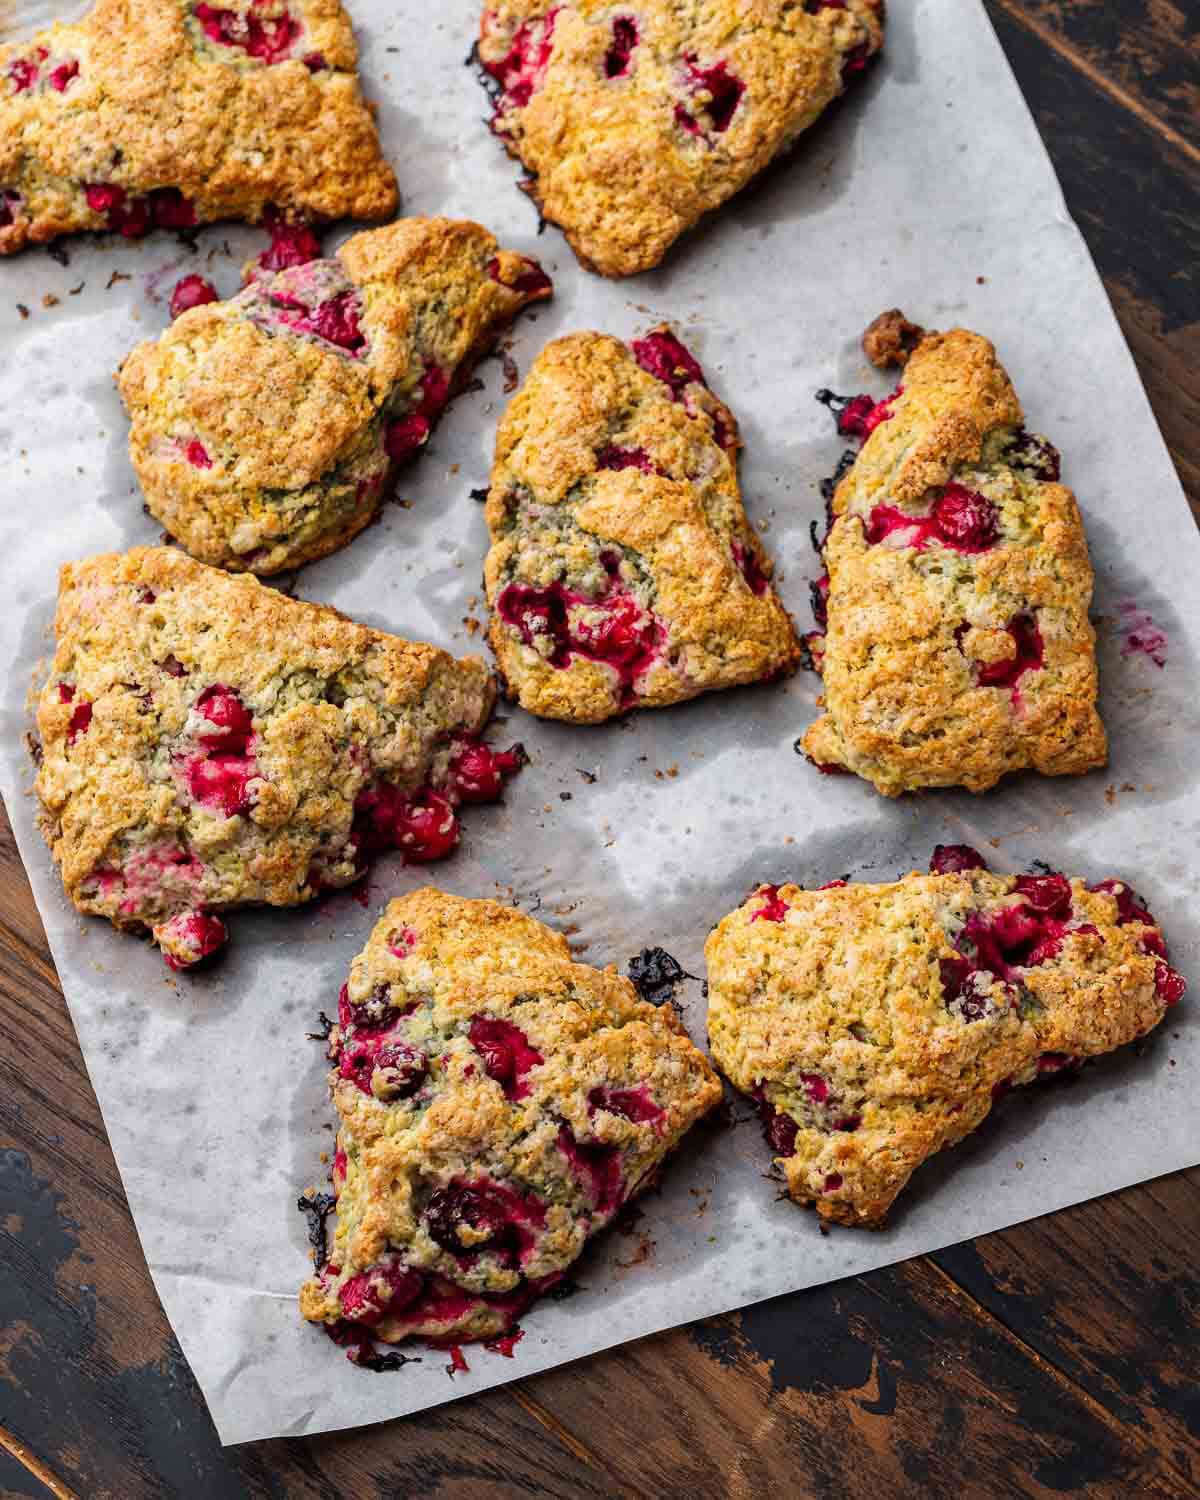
[1,0,1198,1447]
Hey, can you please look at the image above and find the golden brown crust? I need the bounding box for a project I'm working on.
[862,307,926,370]
[299,890,722,1343]
[477,0,884,277]
[117,219,551,575]
[0,0,397,254]
[34,547,511,966]
[803,326,1107,795]
[706,863,1181,1227]
[483,328,800,723]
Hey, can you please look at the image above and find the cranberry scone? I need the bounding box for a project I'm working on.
[34,548,525,971]
[802,320,1107,795]
[483,328,800,723]
[706,846,1185,1228]
[117,218,551,576]
[299,890,721,1354]
[476,0,884,277]
[0,0,397,255]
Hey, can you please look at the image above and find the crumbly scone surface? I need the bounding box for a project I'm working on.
[117,218,551,575]
[477,0,884,276]
[0,0,397,253]
[803,326,1107,795]
[34,547,516,966]
[483,328,800,723]
[299,890,722,1344]
[706,859,1183,1227]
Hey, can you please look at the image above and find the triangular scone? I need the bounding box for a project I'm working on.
[0,0,397,254]
[35,548,525,971]
[476,0,884,277]
[299,889,721,1352]
[483,328,801,723]
[117,218,551,575]
[706,846,1185,1228]
[802,323,1107,795]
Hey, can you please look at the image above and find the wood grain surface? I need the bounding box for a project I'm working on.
[2,2,1198,1495]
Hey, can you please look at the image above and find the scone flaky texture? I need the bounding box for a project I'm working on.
[803,327,1107,795]
[0,0,396,254]
[299,890,721,1344]
[706,860,1183,1228]
[484,328,801,723]
[35,548,517,968]
[477,0,884,277]
[117,218,551,576]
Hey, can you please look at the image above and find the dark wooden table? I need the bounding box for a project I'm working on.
[3,3,1198,1496]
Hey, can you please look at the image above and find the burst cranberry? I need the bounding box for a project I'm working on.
[751,1085,797,1156]
[388,926,417,959]
[1036,1053,1079,1076]
[194,684,253,751]
[818,388,901,442]
[1088,879,1154,927]
[399,792,459,862]
[48,60,79,91]
[1011,429,1061,481]
[974,614,1044,691]
[372,1041,427,1099]
[556,1125,623,1214]
[799,1073,829,1104]
[0,191,20,228]
[824,1173,844,1192]
[751,885,789,922]
[1155,963,1186,1006]
[932,484,998,550]
[676,53,744,134]
[597,445,655,473]
[385,413,431,463]
[8,57,40,92]
[732,541,769,595]
[1014,873,1072,917]
[485,253,552,296]
[604,15,638,76]
[469,1016,543,1099]
[587,1084,664,1125]
[157,909,228,971]
[148,188,197,229]
[85,182,124,216]
[186,752,256,817]
[423,1181,539,1259]
[632,330,706,397]
[337,981,394,1032]
[169,274,219,318]
[257,210,321,272]
[338,1260,424,1324]
[483,7,560,116]
[931,845,988,875]
[304,291,364,352]
[194,1,300,63]
[448,740,525,803]
[184,439,212,469]
[67,701,92,742]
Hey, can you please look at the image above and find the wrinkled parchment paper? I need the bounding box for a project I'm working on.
[2,0,1197,1446]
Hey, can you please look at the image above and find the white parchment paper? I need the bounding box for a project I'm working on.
[2,0,1198,1446]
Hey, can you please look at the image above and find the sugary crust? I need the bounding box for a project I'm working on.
[299,890,722,1342]
[483,330,800,723]
[477,0,884,277]
[117,219,550,575]
[803,328,1107,795]
[35,548,499,956]
[706,869,1175,1227]
[0,0,397,253]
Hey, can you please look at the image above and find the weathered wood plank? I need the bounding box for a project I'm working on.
[983,1,1200,518]
[987,0,1200,155]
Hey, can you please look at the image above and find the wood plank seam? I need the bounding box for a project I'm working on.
[923,1257,1196,1489]
[507,1386,606,1472]
[0,1422,82,1500]
[989,0,1200,170]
